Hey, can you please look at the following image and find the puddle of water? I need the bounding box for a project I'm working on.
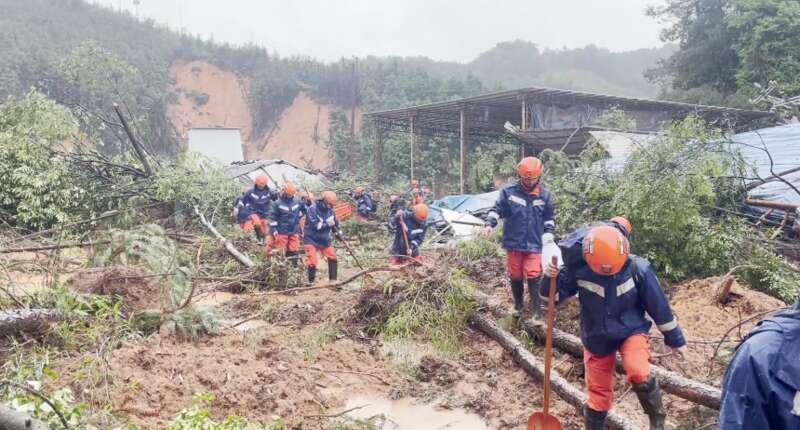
[345,397,490,430]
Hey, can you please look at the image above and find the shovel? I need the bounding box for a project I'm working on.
[528,256,563,430]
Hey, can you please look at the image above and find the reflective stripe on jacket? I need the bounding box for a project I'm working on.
[543,255,686,356]
[486,181,555,253]
[268,195,306,235]
[240,186,277,218]
[718,301,800,430]
[303,200,339,248]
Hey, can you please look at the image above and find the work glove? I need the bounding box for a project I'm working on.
[541,233,563,271]
[325,216,336,227]
[671,345,688,360]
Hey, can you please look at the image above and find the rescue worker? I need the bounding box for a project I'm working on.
[267,183,305,265]
[485,156,559,315]
[541,225,687,430]
[387,194,405,233]
[390,204,429,265]
[717,297,800,429]
[561,216,632,269]
[237,174,277,244]
[303,191,340,283]
[352,186,376,221]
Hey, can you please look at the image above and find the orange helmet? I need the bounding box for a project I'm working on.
[610,216,632,235]
[321,191,337,207]
[282,182,297,198]
[412,204,429,222]
[517,157,543,180]
[583,226,629,276]
[254,174,268,188]
[353,186,365,195]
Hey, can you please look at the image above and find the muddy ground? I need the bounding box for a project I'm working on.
[5,244,786,429]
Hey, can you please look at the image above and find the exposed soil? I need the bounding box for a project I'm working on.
[167,60,254,149]
[67,266,162,314]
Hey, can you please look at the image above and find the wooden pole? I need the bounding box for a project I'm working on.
[470,313,639,430]
[521,97,528,158]
[193,206,255,268]
[410,116,416,182]
[460,108,469,194]
[113,103,154,176]
[374,126,384,181]
[521,318,722,410]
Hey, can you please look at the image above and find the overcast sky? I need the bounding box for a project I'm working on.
[92,0,666,63]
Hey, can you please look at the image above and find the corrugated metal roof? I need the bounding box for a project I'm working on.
[732,124,800,205]
[224,160,326,189]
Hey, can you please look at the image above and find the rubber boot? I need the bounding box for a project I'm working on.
[328,260,338,281]
[510,279,524,314]
[584,406,607,430]
[528,278,543,319]
[633,377,666,430]
[307,266,316,283]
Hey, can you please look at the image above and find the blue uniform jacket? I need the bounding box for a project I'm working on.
[268,195,306,235]
[486,182,555,253]
[356,193,376,218]
[239,186,277,218]
[303,200,339,248]
[542,255,686,356]
[718,301,800,430]
[234,195,252,224]
[391,210,427,257]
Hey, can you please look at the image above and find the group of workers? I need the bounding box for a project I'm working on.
[233,174,432,283]
[234,157,798,429]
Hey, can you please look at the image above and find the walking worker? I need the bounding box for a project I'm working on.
[484,156,560,315]
[352,186,376,221]
[717,297,800,429]
[303,191,340,283]
[389,203,429,265]
[267,182,305,265]
[541,225,687,430]
[237,174,277,243]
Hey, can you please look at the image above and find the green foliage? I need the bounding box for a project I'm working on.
[543,116,800,298]
[381,270,478,354]
[729,0,800,96]
[592,106,637,130]
[152,154,241,215]
[163,306,221,341]
[456,230,503,262]
[0,90,82,229]
[649,0,800,105]
[92,224,194,308]
[165,392,282,430]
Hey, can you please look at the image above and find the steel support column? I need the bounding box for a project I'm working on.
[460,108,469,194]
[410,115,416,181]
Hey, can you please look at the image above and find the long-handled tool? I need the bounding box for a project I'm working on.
[333,228,365,270]
[528,256,563,430]
[397,214,413,259]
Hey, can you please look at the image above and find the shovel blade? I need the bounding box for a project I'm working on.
[528,412,562,430]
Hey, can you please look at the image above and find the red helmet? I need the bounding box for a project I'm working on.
[322,191,337,207]
[610,216,632,235]
[283,182,297,198]
[583,226,629,276]
[517,157,543,180]
[254,174,268,188]
[412,204,429,222]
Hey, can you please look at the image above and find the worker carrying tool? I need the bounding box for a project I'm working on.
[267,182,305,265]
[236,174,278,244]
[303,191,340,283]
[541,225,687,430]
[484,156,560,316]
[718,297,800,429]
[351,186,376,221]
[390,203,429,265]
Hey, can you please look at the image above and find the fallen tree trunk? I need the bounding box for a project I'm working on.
[0,309,63,338]
[470,313,639,430]
[0,240,110,254]
[193,206,255,268]
[0,405,50,430]
[521,318,722,410]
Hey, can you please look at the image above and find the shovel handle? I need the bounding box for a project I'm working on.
[543,255,559,417]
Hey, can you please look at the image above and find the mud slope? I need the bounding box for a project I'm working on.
[250,92,361,171]
[167,60,253,149]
